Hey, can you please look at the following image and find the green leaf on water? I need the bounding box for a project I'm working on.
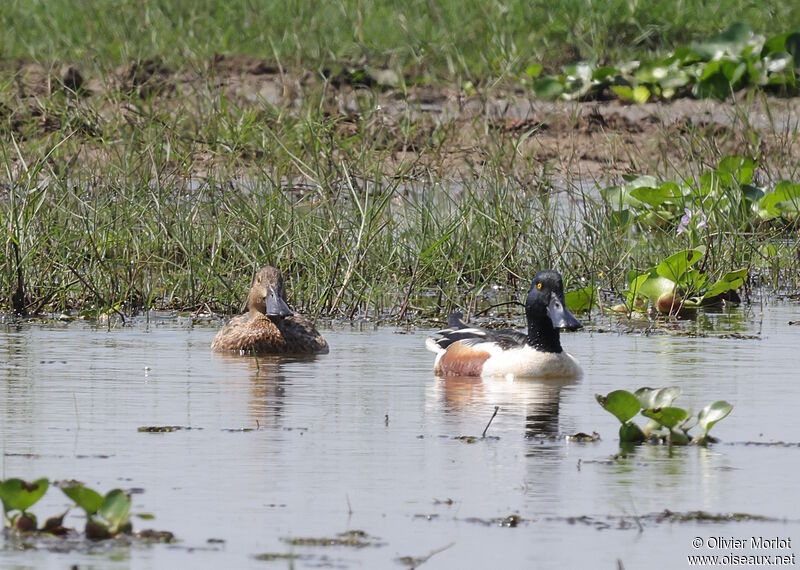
[629,185,676,208]
[702,268,747,302]
[669,429,690,445]
[758,181,800,219]
[642,406,688,429]
[97,489,131,534]
[0,478,49,514]
[596,390,641,424]
[637,273,676,303]
[634,387,682,410]
[656,249,704,283]
[698,401,734,437]
[60,484,104,516]
[619,422,646,443]
[565,286,595,314]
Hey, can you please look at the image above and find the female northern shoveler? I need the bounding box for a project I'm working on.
[211,266,329,355]
[425,270,582,379]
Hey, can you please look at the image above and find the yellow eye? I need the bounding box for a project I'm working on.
[537,282,542,290]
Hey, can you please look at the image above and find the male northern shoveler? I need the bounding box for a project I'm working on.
[425,270,582,379]
[211,266,328,355]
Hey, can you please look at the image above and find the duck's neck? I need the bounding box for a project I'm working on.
[526,311,563,353]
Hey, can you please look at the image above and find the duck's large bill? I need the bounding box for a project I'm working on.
[265,286,293,317]
[548,293,582,331]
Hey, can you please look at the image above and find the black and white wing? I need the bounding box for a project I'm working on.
[426,311,527,352]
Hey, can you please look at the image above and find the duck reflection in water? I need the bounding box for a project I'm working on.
[213,352,317,429]
[433,374,578,440]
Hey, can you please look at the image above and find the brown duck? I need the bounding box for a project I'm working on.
[211,266,329,355]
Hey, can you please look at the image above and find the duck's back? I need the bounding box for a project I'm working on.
[211,313,328,355]
[273,314,329,354]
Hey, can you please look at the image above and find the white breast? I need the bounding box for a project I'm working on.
[478,344,582,379]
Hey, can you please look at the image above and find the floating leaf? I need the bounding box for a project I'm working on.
[596,390,641,424]
[758,181,800,219]
[642,407,688,429]
[656,249,704,282]
[637,274,676,303]
[698,401,734,437]
[634,387,681,409]
[60,484,104,516]
[97,489,131,534]
[702,268,747,301]
[619,422,646,443]
[0,478,49,514]
[669,429,690,445]
[629,185,677,207]
[565,286,595,314]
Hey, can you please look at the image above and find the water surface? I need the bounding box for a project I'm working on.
[0,304,798,568]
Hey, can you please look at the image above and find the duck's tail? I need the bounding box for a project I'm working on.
[425,336,445,354]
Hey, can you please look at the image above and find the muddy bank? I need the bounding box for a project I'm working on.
[2,55,799,183]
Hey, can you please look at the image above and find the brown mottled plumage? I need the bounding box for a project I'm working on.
[211,267,329,355]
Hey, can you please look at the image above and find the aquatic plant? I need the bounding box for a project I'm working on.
[0,478,51,531]
[596,387,733,446]
[529,23,800,101]
[603,155,799,235]
[0,478,150,541]
[620,249,747,316]
[58,482,132,539]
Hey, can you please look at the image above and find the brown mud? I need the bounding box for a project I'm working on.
[2,55,799,184]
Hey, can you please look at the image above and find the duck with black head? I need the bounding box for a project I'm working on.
[425,269,582,379]
[211,266,329,355]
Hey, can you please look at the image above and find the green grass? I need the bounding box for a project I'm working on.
[1,87,797,319]
[1,3,799,319]
[3,0,800,80]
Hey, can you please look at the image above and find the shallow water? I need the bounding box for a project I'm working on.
[0,304,798,569]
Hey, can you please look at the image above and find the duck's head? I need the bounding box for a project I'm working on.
[524,270,582,351]
[248,266,293,318]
